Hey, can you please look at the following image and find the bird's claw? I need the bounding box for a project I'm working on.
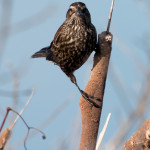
[80,90,101,108]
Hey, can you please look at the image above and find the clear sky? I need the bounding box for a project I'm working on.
[0,0,150,150]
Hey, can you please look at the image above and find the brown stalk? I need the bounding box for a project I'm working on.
[79,0,114,150]
[123,119,150,150]
[79,31,113,150]
[79,1,115,148]
[0,128,11,150]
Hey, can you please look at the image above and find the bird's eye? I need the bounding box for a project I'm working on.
[69,8,73,12]
[82,8,86,13]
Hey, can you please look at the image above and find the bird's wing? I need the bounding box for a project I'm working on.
[91,23,97,43]
[90,23,97,51]
[51,22,71,50]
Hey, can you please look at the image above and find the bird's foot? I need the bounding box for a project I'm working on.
[80,90,102,108]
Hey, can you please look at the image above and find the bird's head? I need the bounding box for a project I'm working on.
[66,2,91,24]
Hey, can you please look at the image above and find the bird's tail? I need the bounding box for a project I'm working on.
[31,46,49,58]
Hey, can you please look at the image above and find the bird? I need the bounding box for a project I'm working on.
[32,2,101,108]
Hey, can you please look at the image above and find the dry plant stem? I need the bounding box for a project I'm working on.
[96,113,111,150]
[0,0,13,66]
[0,128,11,150]
[79,31,112,150]
[0,108,10,132]
[0,89,34,150]
[105,72,150,150]
[0,108,11,150]
[123,119,150,150]
[107,0,115,32]
[7,108,46,150]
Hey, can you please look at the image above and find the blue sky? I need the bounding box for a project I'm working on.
[0,0,150,150]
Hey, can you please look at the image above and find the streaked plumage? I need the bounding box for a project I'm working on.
[32,2,100,107]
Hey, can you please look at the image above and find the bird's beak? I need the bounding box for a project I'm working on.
[76,7,83,15]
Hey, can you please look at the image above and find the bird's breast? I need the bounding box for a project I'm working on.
[51,23,96,74]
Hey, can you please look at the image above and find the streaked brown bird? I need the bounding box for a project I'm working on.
[32,2,100,107]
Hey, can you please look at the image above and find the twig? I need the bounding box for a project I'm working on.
[8,108,46,150]
[12,94,73,149]
[107,0,115,32]
[0,107,46,150]
[0,88,46,150]
[0,108,10,132]
[95,113,111,150]
[9,88,35,130]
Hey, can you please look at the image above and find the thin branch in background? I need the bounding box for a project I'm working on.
[112,27,146,74]
[0,89,32,97]
[55,111,82,150]
[9,88,35,130]
[71,113,82,150]
[0,2,57,68]
[0,0,14,67]
[141,34,150,59]
[95,113,111,150]
[7,5,57,36]
[0,62,29,87]
[0,107,46,150]
[0,107,10,132]
[107,0,115,32]
[104,71,150,150]
[7,62,19,124]
[0,72,11,86]
[12,93,73,150]
[0,89,46,150]
[0,87,34,149]
[8,108,46,150]
[109,65,133,114]
[136,0,150,22]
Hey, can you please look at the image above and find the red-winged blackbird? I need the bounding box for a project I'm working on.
[32,2,101,108]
